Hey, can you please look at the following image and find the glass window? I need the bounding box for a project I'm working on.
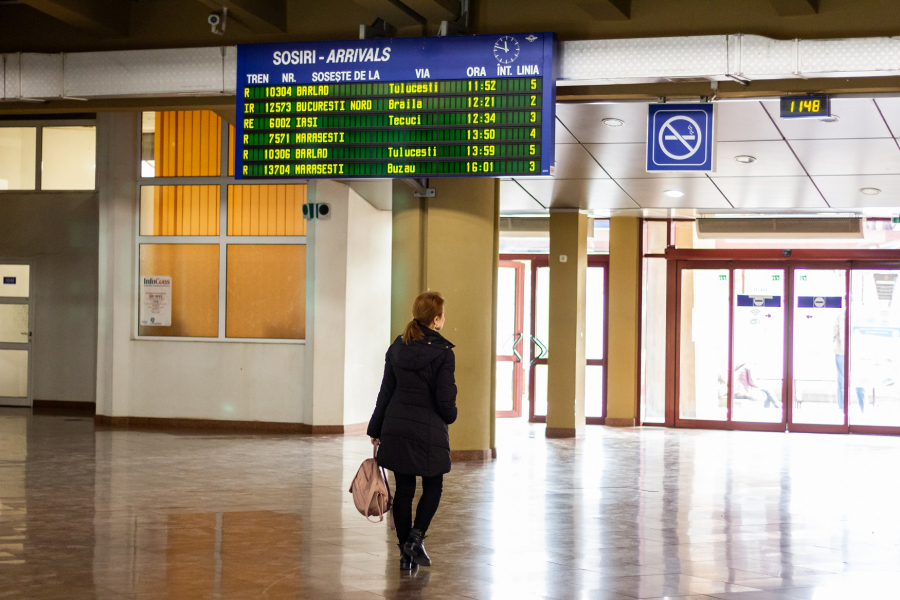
[227,185,307,236]
[41,126,96,190]
[142,111,222,177]
[140,186,220,236]
[0,127,37,190]
[641,258,667,423]
[645,221,668,254]
[226,245,306,339]
[0,265,30,298]
[850,270,900,428]
[138,244,219,337]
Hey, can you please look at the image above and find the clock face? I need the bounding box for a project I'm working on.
[493,35,520,65]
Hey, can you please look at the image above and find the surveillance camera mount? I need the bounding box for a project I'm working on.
[210,6,227,35]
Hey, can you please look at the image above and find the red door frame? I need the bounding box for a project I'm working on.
[499,254,610,425]
[664,248,900,436]
[496,260,526,418]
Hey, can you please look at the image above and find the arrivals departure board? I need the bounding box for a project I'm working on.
[235,33,556,179]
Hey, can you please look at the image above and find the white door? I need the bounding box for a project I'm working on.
[0,263,33,407]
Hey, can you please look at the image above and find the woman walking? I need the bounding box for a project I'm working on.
[367,292,458,570]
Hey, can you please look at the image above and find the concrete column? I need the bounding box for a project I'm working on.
[546,210,588,438]
[96,112,140,419]
[305,180,392,431]
[606,216,642,426]
[390,178,499,460]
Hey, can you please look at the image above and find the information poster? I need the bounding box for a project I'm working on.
[235,33,556,179]
[140,276,172,327]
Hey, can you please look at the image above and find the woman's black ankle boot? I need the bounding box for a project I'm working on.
[403,528,431,567]
[398,544,413,570]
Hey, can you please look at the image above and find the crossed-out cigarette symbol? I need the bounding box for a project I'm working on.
[658,115,702,160]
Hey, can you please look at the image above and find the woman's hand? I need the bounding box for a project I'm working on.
[370,437,379,445]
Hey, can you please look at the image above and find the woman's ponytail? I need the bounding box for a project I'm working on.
[402,292,445,344]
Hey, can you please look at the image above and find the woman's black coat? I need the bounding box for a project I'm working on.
[367,324,458,477]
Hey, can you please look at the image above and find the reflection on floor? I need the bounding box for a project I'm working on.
[1,409,900,599]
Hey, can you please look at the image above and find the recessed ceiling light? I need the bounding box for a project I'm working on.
[664,189,685,198]
[602,118,624,127]
[860,187,881,195]
[734,155,757,164]
[820,115,840,123]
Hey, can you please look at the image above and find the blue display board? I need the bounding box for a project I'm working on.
[235,33,556,179]
[647,103,715,172]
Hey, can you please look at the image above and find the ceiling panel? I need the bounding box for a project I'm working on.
[499,179,546,213]
[516,178,638,210]
[555,102,648,144]
[789,138,900,176]
[763,98,891,140]
[874,98,900,137]
[716,101,782,142]
[583,142,704,180]
[552,142,610,180]
[713,141,805,177]
[710,176,827,209]
[617,177,731,209]
[813,174,900,208]
[555,118,579,144]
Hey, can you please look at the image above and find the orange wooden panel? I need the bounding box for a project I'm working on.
[285,186,295,236]
[268,185,279,235]
[211,114,221,176]
[195,110,211,177]
[276,185,287,236]
[226,245,305,339]
[184,111,194,178]
[249,185,260,236]
[258,185,269,235]
[190,185,200,235]
[210,186,219,235]
[139,244,219,338]
[228,125,235,177]
[295,185,306,235]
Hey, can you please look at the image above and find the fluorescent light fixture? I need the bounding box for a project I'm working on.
[860,187,881,195]
[602,118,624,127]
[820,115,840,123]
[734,155,757,163]
[664,189,685,198]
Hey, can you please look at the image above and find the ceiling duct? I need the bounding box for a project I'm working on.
[696,217,865,239]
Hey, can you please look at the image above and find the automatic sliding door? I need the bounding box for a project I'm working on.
[850,269,900,429]
[678,267,730,423]
[732,269,785,424]
[790,267,848,429]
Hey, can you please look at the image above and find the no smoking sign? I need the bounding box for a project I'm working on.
[647,104,715,172]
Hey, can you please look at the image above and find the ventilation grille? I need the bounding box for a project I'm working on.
[697,217,865,239]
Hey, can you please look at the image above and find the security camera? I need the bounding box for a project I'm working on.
[208,8,226,35]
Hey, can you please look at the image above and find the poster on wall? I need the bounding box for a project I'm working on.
[140,276,172,326]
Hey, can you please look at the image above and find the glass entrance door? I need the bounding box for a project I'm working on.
[789,266,850,432]
[676,262,787,430]
[0,264,32,407]
[496,260,525,418]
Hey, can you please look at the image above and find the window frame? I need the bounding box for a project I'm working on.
[0,118,97,192]
[134,114,309,344]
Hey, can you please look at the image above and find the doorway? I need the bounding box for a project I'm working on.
[497,254,608,424]
[0,262,33,407]
[673,258,900,435]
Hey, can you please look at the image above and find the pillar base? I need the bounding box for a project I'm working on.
[450,448,497,461]
[605,418,638,427]
[546,427,584,438]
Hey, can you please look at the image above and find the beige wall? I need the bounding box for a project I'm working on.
[546,210,588,437]
[391,179,499,456]
[607,217,642,426]
[0,191,99,403]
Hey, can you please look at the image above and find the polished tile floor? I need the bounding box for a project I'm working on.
[1,409,900,599]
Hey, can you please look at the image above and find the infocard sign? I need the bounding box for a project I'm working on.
[235,33,556,179]
[140,276,172,327]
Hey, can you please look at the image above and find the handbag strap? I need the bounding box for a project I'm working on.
[374,442,394,507]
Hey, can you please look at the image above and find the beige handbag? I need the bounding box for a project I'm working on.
[349,443,395,529]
